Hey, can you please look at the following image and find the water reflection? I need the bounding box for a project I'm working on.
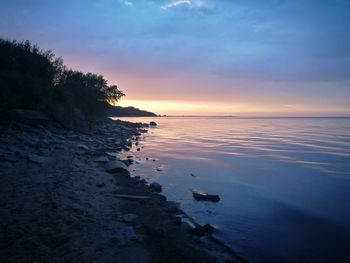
[116,117,350,262]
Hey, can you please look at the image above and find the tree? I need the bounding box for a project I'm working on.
[0,37,125,121]
[101,84,125,104]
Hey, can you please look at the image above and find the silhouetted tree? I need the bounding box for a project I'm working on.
[0,37,124,120]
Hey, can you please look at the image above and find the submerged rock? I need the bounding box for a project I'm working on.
[105,160,129,174]
[192,191,220,202]
[149,121,157,126]
[149,182,162,192]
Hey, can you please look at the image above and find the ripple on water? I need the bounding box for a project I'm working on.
[117,117,350,262]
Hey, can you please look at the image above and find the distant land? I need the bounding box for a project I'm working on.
[106,106,157,117]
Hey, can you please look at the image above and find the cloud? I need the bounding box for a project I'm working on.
[160,0,204,10]
[120,0,133,6]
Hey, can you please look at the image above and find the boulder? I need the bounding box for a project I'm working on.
[149,182,162,192]
[149,121,157,126]
[105,160,129,174]
[192,191,220,202]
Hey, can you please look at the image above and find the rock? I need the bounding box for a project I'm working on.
[163,201,179,213]
[27,154,50,164]
[143,225,165,238]
[16,134,42,148]
[114,194,151,200]
[123,145,131,151]
[13,109,50,124]
[0,155,18,163]
[174,217,182,225]
[137,148,140,151]
[138,179,147,185]
[116,226,140,244]
[187,224,215,236]
[192,191,220,202]
[149,182,162,192]
[125,140,132,148]
[105,152,118,158]
[153,194,167,201]
[122,213,138,223]
[121,159,133,166]
[77,144,89,151]
[67,133,80,140]
[91,149,107,157]
[111,247,149,262]
[105,160,129,174]
[93,156,109,163]
[96,183,106,188]
[149,121,157,126]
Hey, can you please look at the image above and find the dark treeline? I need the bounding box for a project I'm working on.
[0,38,125,127]
[106,106,157,117]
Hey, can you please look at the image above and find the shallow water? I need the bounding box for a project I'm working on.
[117,117,350,262]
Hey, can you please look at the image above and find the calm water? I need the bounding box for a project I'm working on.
[117,117,350,262]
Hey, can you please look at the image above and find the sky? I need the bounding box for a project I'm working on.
[0,0,349,116]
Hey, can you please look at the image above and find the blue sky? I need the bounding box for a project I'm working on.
[1,0,349,115]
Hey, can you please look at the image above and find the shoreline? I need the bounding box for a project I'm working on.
[0,117,242,262]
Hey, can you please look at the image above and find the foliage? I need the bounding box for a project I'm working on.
[0,37,124,120]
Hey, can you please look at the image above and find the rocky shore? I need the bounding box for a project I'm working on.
[0,117,241,262]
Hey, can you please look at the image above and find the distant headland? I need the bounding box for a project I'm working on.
[106,106,157,117]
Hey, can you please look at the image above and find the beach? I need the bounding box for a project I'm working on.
[0,117,239,262]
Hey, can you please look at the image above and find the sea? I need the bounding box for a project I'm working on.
[116,117,350,263]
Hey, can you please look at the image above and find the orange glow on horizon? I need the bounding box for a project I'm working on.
[116,99,349,116]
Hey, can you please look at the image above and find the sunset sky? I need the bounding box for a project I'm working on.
[1,0,349,116]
